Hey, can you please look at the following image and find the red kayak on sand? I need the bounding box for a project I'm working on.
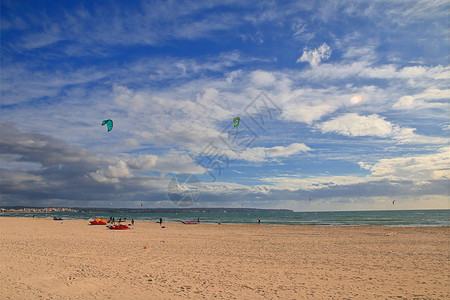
[181,221,198,224]
[108,224,131,230]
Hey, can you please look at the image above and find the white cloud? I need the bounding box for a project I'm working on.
[127,153,205,174]
[282,104,335,124]
[440,124,450,131]
[297,43,332,67]
[250,70,276,87]
[393,88,450,109]
[260,175,367,191]
[341,45,378,61]
[317,113,448,144]
[266,143,311,157]
[111,85,232,152]
[390,127,448,145]
[393,95,416,109]
[88,152,207,184]
[240,32,264,44]
[0,64,108,105]
[235,143,311,162]
[376,0,449,26]
[0,169,46,188]
[291,22,315,41]
[274,83,384,125]
[364,147,450,182]
[9,2,244,52]
[125,138,140,147]
[358,161,372,170]
[89,161,133,183]
[298,60,450,83]
[226,70,243,85]
[126,155,158,170]
[114,85,148,113]
[318,113,393,137]
[258,147,450,193]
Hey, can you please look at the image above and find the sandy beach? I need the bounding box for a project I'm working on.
[0,217,448,299]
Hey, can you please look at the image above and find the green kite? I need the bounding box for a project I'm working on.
[233,117,240,127]
[102,119,113,132]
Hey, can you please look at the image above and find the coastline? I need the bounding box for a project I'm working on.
[1,217,449,299]
[2,208,448,227]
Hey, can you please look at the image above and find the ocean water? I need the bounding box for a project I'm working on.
[1,209,449,226]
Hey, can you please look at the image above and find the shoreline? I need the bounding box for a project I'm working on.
[1,217,449,299]
[1,214,449,227]
[2,215,449,229]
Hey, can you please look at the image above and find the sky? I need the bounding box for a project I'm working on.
[1,0,449,211]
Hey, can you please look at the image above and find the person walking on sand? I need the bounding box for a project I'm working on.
[159,218,163,226]
[131,218,134,227]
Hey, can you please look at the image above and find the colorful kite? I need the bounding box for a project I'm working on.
[102,119,113,132]
[233,117,240,127]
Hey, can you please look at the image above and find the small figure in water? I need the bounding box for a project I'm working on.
[197,217,200,224]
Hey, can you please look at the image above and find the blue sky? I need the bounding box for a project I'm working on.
[1,0,449,211]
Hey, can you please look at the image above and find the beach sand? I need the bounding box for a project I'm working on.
[0,217,449,299]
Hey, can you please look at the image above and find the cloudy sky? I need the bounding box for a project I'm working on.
[1,0,449,211]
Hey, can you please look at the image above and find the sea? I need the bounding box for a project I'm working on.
[1,209,449,226]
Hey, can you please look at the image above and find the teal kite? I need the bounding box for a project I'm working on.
[233,117,240,127]
[102,119,113,132]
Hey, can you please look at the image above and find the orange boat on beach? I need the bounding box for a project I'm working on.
[90,218,108,225]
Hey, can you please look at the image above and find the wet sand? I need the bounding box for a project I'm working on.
[0,217,449,299]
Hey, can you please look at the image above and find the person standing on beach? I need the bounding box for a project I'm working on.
[159,218,163,226]
[258,219,261,225]
[131,218,134,227]
[197,217,200,224]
